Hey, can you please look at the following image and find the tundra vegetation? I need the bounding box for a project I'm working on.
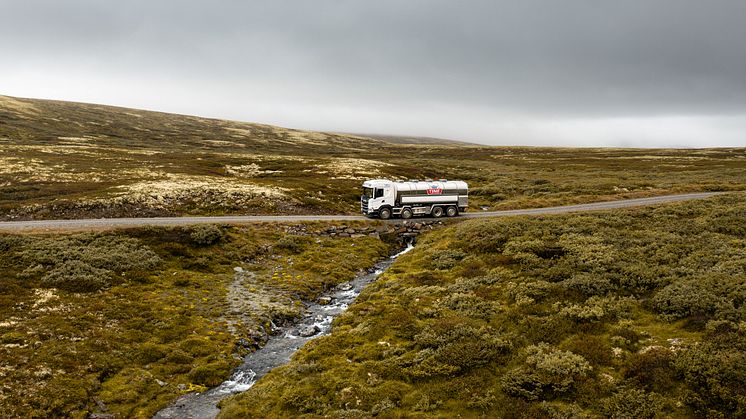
[2,95,746,418]
[1,95,745,221]
[219,194,746,418]
[0,222,391,417]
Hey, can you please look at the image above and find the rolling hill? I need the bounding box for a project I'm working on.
[2,95,745,222]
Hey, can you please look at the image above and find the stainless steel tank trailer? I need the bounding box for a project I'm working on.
[361,179,468,219]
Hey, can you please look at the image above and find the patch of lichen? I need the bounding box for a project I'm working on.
[0,223,393,418]
[218,194,746,418]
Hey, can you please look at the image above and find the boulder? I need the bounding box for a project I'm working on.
[318,296,332,305]
[337,282,353,291]
[298,325,320,337]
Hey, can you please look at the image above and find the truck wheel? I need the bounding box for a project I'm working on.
[431,206,444,218]
[379,208,392,220]
[401,208,413,219]
[446,206,458,217]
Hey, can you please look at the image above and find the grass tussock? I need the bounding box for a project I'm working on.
[218,194,746,418]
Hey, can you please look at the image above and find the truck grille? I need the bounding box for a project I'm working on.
[361,199,368,214]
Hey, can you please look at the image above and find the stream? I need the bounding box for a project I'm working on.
[154,241,414,419]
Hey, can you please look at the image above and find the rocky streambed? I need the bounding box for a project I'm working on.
[154,242,415,419]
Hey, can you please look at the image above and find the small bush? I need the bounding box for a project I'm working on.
[562,273,616,296]
[501,368,544,400]
[625,347,675,392]
[189,224,224,246]
[275,235,306,253]
[524,343,592,393]
[430,250,466,270]
[561,335,612,367]
[601,388,663,419]
[41,260,110,292]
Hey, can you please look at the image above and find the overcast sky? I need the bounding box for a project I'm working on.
[2,1,745,147]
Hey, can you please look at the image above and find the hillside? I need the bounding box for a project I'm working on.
[2,95,745,221]
[220,194,746,418]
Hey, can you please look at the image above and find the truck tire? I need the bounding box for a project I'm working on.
[446,206,458,217]
[431,206,444,218]
[401,208,413,219]
[379,207,392,220]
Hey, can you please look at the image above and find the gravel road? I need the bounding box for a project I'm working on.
[0,192,725,232]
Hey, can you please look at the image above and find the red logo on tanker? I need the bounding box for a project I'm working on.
[426,188,443,195]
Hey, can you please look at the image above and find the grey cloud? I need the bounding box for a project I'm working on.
[1,0,745,145]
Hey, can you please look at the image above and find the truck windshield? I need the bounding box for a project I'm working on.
[362,187,374,199]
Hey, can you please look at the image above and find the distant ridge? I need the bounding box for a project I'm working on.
[353,133,478,146]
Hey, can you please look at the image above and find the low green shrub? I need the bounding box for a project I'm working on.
[189,224,224,246]
[41,259,110,292]
[430,249,466,270]
[601,388,664,419]
[652,274,745,321]
[275,235,306,253]
[624,347,676,392]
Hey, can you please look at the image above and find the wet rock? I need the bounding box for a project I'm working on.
[318,296,332,305]
[298,325,320,337]
[93,397,108,412]
[237,338,252,348]
[337,282,353,291]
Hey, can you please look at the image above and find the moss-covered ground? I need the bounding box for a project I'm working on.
[219,194,746,418]
[0,222,392,418]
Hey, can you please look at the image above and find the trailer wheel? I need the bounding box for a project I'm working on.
[431,206,444,218]
[401,208,413,219]
[446,206,458,217]
[379,207,392,220]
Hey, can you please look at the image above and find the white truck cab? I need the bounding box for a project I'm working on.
[361,179,468,219]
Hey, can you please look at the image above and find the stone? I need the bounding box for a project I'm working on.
[368,232,380,238]
[339,233,350,237]
[177,384,187,391]
[414,223,423,230]
[351,233,365,238]
[155,379,168,387]
[345,228,356,234]
[233,266,244,273]
[93,397,108,412]
[298,325,320,337]
[318,296,332,305]
[337,282,353,291]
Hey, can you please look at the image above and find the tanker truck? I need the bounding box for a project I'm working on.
[361,179,468,219]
